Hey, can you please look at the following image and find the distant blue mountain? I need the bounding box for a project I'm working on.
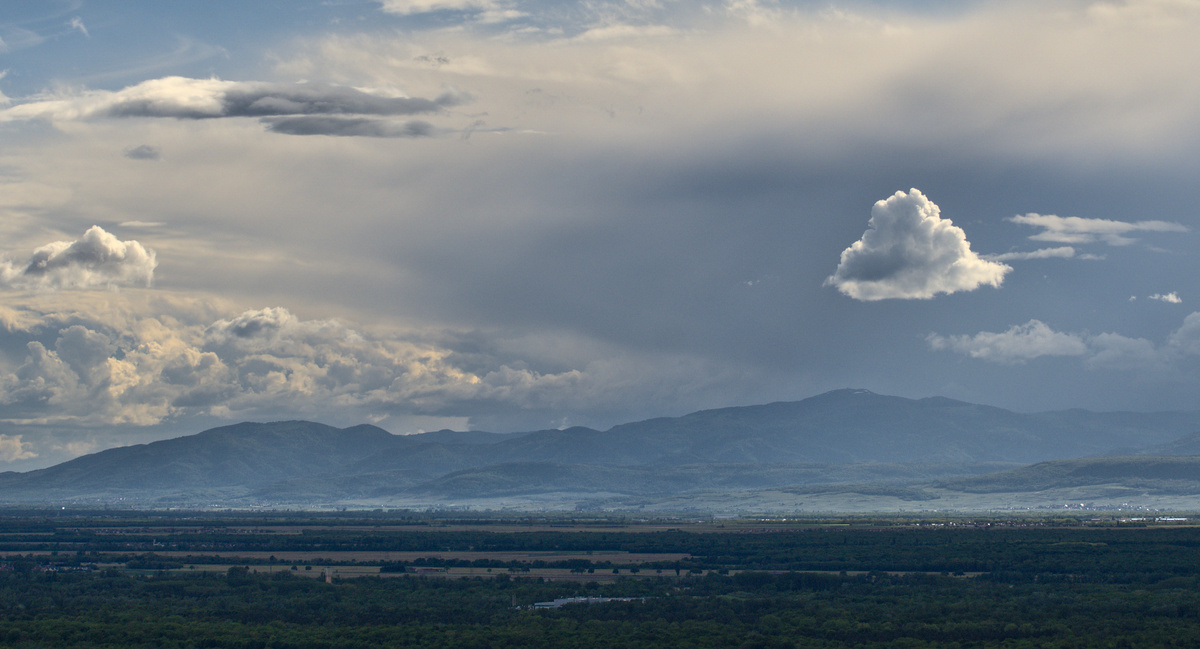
[2,389,1199,505]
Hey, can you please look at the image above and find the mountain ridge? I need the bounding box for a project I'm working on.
[3,389,1200,509]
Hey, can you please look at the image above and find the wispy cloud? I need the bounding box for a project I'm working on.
[1150,292,1182,304]
[826,189,1009,300]
[0,26,45,53]
[68,16,88,38]
[984,247,1076,262]
[1009,213,1188,246]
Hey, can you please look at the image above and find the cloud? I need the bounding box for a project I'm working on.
[7,0,1200,434]
[1150,292,1182,304]
[1168,312,1200,357]
[0,77,467,136]
[932,313,1200,370]
[262,116,435,138]
[0,226,157,290]
[52,440,97,458]
[1085,332,1162,371]
[0,434,36,462]
[985,247,1076,262]
[927,320,1089,364]
[0,27,44,54]
[378,0,499,15]
[572,24,678,42]
[68,17,89,38]
[123,144,161,160]
[825,189,1010,300]
[0,302,721,429]
[1009,213,1188,246]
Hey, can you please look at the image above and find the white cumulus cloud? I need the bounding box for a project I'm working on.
[0,302,727,430]
[1009,213,1188,246]
[826,189,1010,300]
[1150,292,1182,303]
[0,226,157,290]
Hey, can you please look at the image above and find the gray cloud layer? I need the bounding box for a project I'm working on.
[263,116,435,137]
[123,145,161,160]
[0,77,466,137]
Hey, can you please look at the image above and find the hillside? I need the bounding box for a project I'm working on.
[0,421,401,498]
[938,456,1200,495]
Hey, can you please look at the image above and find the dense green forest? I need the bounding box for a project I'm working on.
[3,511,1200,647]
[5,566,1200,647]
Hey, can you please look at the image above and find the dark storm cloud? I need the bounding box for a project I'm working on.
[262,116,436,138]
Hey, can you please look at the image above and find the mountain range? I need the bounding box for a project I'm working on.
[3,389,1200,511]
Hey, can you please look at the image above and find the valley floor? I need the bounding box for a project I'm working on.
[3,511,1200,647]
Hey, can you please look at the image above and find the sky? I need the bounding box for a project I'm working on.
[1,0,1199,469]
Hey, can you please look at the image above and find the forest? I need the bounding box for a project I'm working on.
[1,510,1199,647]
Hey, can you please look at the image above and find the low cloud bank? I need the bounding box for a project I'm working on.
[930,312,1200,370]
[0,301,732,439]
